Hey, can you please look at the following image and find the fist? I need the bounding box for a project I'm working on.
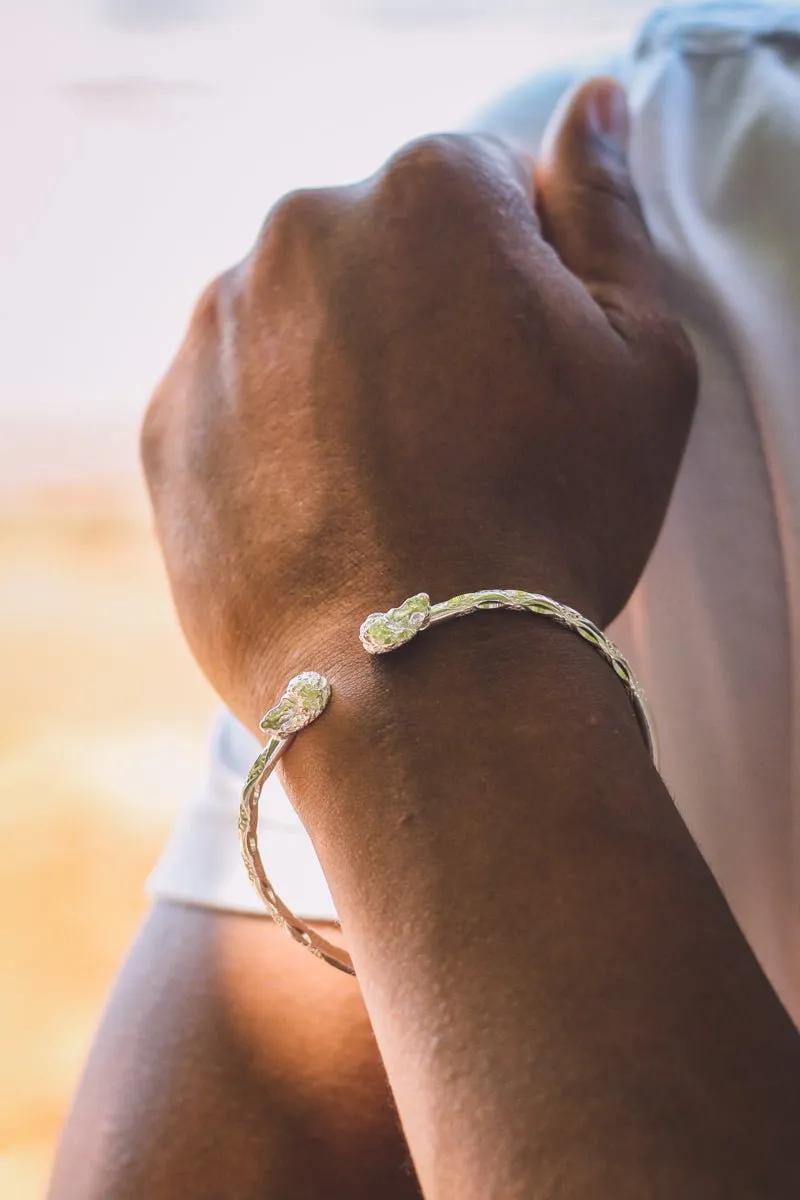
[142,79,697,727]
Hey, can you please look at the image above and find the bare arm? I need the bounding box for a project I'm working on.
[140,77,800,1197]
[287,611,800,1198]
[48,904,417,1199]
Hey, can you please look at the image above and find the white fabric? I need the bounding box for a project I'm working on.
[148,2,800,1027]
[148,711,337,919]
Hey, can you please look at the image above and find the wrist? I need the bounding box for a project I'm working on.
[242,557,604,733]
[278,596,650,840]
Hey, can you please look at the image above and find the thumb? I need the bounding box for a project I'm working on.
[537,77,664,325]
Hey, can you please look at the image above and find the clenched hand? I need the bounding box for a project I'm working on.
[142,79,696,728]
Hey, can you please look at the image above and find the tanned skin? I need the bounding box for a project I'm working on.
[50,80,800,1198]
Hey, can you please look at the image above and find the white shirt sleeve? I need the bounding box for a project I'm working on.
[146,708,338,920]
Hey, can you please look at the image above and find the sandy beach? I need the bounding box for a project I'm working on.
[0,482,217,1199]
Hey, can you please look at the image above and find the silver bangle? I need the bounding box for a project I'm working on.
[239,589,658,975]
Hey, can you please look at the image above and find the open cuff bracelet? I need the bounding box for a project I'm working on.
[239,589,658,975]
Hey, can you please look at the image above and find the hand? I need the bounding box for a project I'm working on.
[141,78,697,726]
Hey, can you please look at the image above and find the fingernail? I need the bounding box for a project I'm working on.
[587,80,629,156]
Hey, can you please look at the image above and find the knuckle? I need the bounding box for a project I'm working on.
[388,132,469,171]
[255,186,334,255]
[379,133,486,207]
[271,185,326,227]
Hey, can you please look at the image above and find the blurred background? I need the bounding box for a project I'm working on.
[1,0,669,1195]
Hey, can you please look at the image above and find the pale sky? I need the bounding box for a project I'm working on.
[1,0,660,481]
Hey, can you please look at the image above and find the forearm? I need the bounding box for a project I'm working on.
[284,612,800,1198]
[48,905,410,1200]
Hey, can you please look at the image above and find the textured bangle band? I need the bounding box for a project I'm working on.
[239,589,658,975]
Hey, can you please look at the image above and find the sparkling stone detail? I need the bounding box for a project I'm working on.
[359,592,431,654]
[259,670,331,737]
